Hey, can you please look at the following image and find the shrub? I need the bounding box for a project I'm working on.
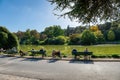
[39,41,45,45]
[107,30,115,41]
[112,54,120,58]
[68,34,81,45]
[54,36,66,45]
[44,38,55,45]
[91,55,98,58]
[44,36,66,45]
[0,26,19,50]
[94,30,105,43]
[81,30,96,45]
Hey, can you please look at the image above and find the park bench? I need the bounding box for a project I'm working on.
[4,47,18,56]
[0,48,6,53]
[72,51,93,60]
[28,49,46,58]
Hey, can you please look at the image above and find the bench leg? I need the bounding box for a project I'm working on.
[89,56,91,60]
[84,55,88,60]
[42,54,44,58]
[74,55,77,59]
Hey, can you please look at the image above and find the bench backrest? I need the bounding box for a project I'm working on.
[73,52,93,55]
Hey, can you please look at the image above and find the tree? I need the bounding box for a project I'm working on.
[44,25,64,38]
[49,0,120,23]
[68,34,81,45]
[40,32,47,41]
[107,30,115,41]
[0,32,8,48]
[64,26,76,36]
[30,30,40,39]
[98,22,111,33]
[115,26,120,40]
[8,33,19,49]
[0,26,19,49]
[90,25,99,32]
[81,30,96,45]
[94,30,105,43]
[54,36,66,45]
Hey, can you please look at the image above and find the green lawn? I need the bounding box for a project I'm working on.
[20,44,120,57]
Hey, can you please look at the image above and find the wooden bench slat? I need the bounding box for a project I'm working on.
[72,51,93,60]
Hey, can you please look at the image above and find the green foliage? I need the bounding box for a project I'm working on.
[44,38,54,45]
[112,54,120,58]
[0,26,10,33]
[8,33,19,49]
[64,25,86,36]
[16,29,40,45]
[55,36,66,45]
[107,30,115,41]
[68,34,81,45]
[44,25,64,38]
[49,0,120,23]
[0,26,19,49]
[44,36,66,45]
[14,20,120,45]
[94,30,105,43]
[0,32,8,48]
[115,27,120,40]
[81,30,96,45]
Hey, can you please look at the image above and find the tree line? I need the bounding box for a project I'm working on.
[14,20,120,45]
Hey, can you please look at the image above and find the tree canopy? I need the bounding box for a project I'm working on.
[48,0,120,24]
[0,26,19,49]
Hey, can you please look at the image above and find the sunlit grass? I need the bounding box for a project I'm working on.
[20,44,120,57]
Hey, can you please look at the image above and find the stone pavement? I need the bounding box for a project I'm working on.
[0,55,120,80]
[0,74,37,80]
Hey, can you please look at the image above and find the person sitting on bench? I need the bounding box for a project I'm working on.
[72,49,77,55]
[84,48,89,60]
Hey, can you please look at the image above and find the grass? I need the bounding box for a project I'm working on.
[20,44,120,58]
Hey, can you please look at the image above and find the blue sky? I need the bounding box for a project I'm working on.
[0,0,80,32]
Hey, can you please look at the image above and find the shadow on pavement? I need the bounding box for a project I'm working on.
[48,58,60,63]
[69,59,94,64]
[0,55,19,60]
[21,57,44,62]
[8,57,20,60]
[0,55,8,58]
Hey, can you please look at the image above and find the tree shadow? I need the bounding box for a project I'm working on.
[0,55,8,58]
[8,57,20,60]
[21,57,44,62]
[0,55,19,60]
[69,59,94,64]
[47,58,60,63]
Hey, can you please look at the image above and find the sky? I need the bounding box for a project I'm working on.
[0,0,81,32]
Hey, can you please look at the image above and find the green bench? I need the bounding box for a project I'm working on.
[28,49,46,58]
[72,51,93,60]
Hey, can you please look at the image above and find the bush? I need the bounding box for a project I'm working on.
[98,55,107,58]
[107,30,115,41]
[44,38,55,45]
[44,36,66,45]
[68,34,81,45]
[0,26,19,50]
[8,33,19,49]
[54,36,66,45]
[81,30,96,45]
[94,30,105,43]
[39,41,45,45]
[91,55,98,58]
[112,54,120,58]
[0,32,8,48]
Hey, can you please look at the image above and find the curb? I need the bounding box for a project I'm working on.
[1,54,120,62]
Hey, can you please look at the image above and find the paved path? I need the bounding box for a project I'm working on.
[0,55,120,80]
